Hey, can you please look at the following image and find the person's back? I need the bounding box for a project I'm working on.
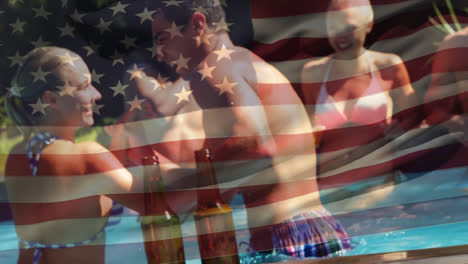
[4,46,134,264]
[7,140,118,264]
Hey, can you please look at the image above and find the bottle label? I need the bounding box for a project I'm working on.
[141,217,185,263]
[195,211,239,261]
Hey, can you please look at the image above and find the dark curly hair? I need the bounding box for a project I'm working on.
[156,0,227,30]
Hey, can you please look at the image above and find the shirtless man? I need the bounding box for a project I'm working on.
[144,0,352,257]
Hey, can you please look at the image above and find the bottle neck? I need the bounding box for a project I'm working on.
[144,163,175,215]
[195,157,227,210]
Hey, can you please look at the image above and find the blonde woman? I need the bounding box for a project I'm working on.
[301,0,420,200]
[4,47,140,264]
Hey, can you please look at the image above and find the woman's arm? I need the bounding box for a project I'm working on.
[385,55,422,135]
[83,141,147,213]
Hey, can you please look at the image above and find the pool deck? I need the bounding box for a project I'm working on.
[293,245,468,263]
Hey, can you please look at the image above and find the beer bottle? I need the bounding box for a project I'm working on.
[141,156,185,264]
[194,149,239,264]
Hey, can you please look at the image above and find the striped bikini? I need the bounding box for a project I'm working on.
[19,132,123,264]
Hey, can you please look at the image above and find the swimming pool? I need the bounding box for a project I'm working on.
[1,167,467,263]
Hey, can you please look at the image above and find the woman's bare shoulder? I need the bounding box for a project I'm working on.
[303,56,331,71]
[75,141,125,172]
[302,56,332,82]
[41,141,111,162]
[370,51,403,69]
[75,141,110,154]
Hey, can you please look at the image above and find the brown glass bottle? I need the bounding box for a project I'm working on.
[141,156,185,264]
[194,149,239,264]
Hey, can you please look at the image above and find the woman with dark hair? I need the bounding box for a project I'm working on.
[4,46,139,264]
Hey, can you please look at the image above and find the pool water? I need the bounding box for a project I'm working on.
[1,167,468,263]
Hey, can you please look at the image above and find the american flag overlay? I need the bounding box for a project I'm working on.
[0,0,467,263]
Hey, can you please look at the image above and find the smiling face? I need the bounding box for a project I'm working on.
[152,13,197,76]
[53,58,102,127]
[326,6,373,55]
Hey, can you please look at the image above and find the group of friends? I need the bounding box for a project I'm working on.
[3,0,467,263]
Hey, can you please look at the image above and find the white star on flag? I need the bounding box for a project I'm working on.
[198,63,215,81]
[163,0,184,7]
[89,41,101,51]
[10,18,26,34]
[70,9,85,23]
[61,0,68,8]
[174,85,192,104]
[127,96,146,111]
[58,52,79,65]
[92,103,104,115]
[109,1,129,16]
[31,35,51,49]
[127,64,145,80]
[165,22,183,39]
[8,50,23,68]
[31,66,51,82]
[90,69,104,85]
[32,5,51,20]
[96,18,112,34]
[192,6,208,14]
[215,76,237,95]
[83,73,91,82]
[156,74,168,89]
[146,41,158,58]
[110,81,128,96]
[111,51,125,66]
[213,44,235,61]
[57,81,76,97]
[193,33,213,47]
[8,82,24,96]
[29,98,49,115]
[173,54,191,71]
[149,79,161,90]
[136,8,156,24]
[58,23,75,38]
[82,45,95,57]
[214,18,233,32]
[120,34,137,49]
[156,44,165,59]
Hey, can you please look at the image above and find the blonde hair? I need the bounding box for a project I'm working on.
[328,0,374,25]
[5,46,79,135]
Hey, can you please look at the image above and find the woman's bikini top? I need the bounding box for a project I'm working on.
[314,57,392,130]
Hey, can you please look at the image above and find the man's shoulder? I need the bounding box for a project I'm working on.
[238,48,291,84]
[209,46,291,84]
